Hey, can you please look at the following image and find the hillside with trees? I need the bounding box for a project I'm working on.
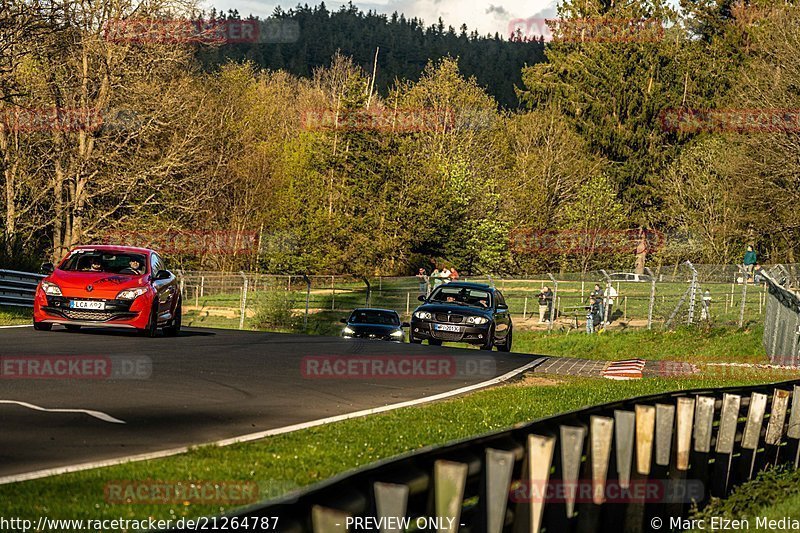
[1,0,798,275]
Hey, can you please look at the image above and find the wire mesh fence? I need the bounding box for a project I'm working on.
[763,266,800,366]
[174,264,796,334]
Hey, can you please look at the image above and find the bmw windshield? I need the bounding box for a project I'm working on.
[428,286,492,309]
[348,310,400,325]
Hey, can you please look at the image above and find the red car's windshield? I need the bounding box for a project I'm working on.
[60,250,148,275]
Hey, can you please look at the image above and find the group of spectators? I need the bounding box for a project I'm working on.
[536,283,618,334]
[412,243,764,330]
[416,266,460,295]
[584,284,618,333]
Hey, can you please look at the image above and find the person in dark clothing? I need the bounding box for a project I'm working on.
[537,286,553,323]
[587,296,603,334]
[744,245,757,280]
[753,263,765,284]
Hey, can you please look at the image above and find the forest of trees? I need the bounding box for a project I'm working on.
[195,2,546,109]
[1,0,798,276]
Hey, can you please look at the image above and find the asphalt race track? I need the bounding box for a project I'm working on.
[0,326,541,479]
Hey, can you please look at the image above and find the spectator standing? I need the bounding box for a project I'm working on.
[431,268,443,288]
[700,289,712,321]
[592,297,604,332]
[440,265,452,284]
[591,284,603,301]
[416,268,429,296]
[450,267,460,281]
[604,284,618,324]
[587,296,602,334]
[537,286,553,323]
[744,245,757,279]
[753,263,765,284]
[590,284,603,321]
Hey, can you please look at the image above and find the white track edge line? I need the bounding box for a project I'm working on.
[0,400,125,424]
[0,324,32,328]
[0,358,544,485]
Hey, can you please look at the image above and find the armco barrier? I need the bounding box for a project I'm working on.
[175,379,800,532]
[0,269,43,307]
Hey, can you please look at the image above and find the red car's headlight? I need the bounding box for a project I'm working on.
[116,287,149,300]
[41,280,62,296]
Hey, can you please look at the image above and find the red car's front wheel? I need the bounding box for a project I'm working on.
[142,301,159,338]
[33,320,52,331]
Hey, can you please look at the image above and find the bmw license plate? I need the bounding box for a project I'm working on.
[434,323,461,332]
[70,300,105,310]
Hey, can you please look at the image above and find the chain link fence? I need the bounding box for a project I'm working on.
[763,266,800,365]
[173,263,795,334]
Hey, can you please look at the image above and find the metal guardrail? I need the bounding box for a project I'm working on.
[176,379,800,533]
[0,269,43,307]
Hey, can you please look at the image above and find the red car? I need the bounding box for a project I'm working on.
[33,245,182,337]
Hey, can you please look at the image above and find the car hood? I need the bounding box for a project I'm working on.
[413,303,492,317]
[345,324,402,335]
[47,270,148,298]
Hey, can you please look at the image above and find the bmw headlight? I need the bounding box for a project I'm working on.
[467,316,489,325]
[116,287,149,300]
[41,281,62,296]
[414,311,432,320]
[390,329,404,337]
[343,326,355,335]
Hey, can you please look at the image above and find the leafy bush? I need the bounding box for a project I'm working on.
[252,289,298,330]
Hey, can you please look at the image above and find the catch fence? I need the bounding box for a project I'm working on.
[174,264,789,333]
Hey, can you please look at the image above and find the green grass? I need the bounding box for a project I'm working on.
[0,373,786,530]
[0,305,32,325]
[512,324,768,363]
[689,466,800,532]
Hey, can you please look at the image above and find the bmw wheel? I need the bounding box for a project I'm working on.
[496,328,512,352]
[480,326,495,350]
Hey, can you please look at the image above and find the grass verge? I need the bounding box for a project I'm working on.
[0,305,32,325]
[0,373,786,529]
[689,466,800,532]
[512,325,767,364]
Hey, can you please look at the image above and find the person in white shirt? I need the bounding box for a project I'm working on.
[440,266,452,283]
[604,284,618,323]
[701,289,712,321]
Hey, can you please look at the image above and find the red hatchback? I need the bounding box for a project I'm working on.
[33,245,182,337]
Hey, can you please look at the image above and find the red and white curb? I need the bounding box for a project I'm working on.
[602,359,646,380]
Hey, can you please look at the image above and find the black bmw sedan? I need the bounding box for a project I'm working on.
[409,282,512,351]
[340,308,409,342]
